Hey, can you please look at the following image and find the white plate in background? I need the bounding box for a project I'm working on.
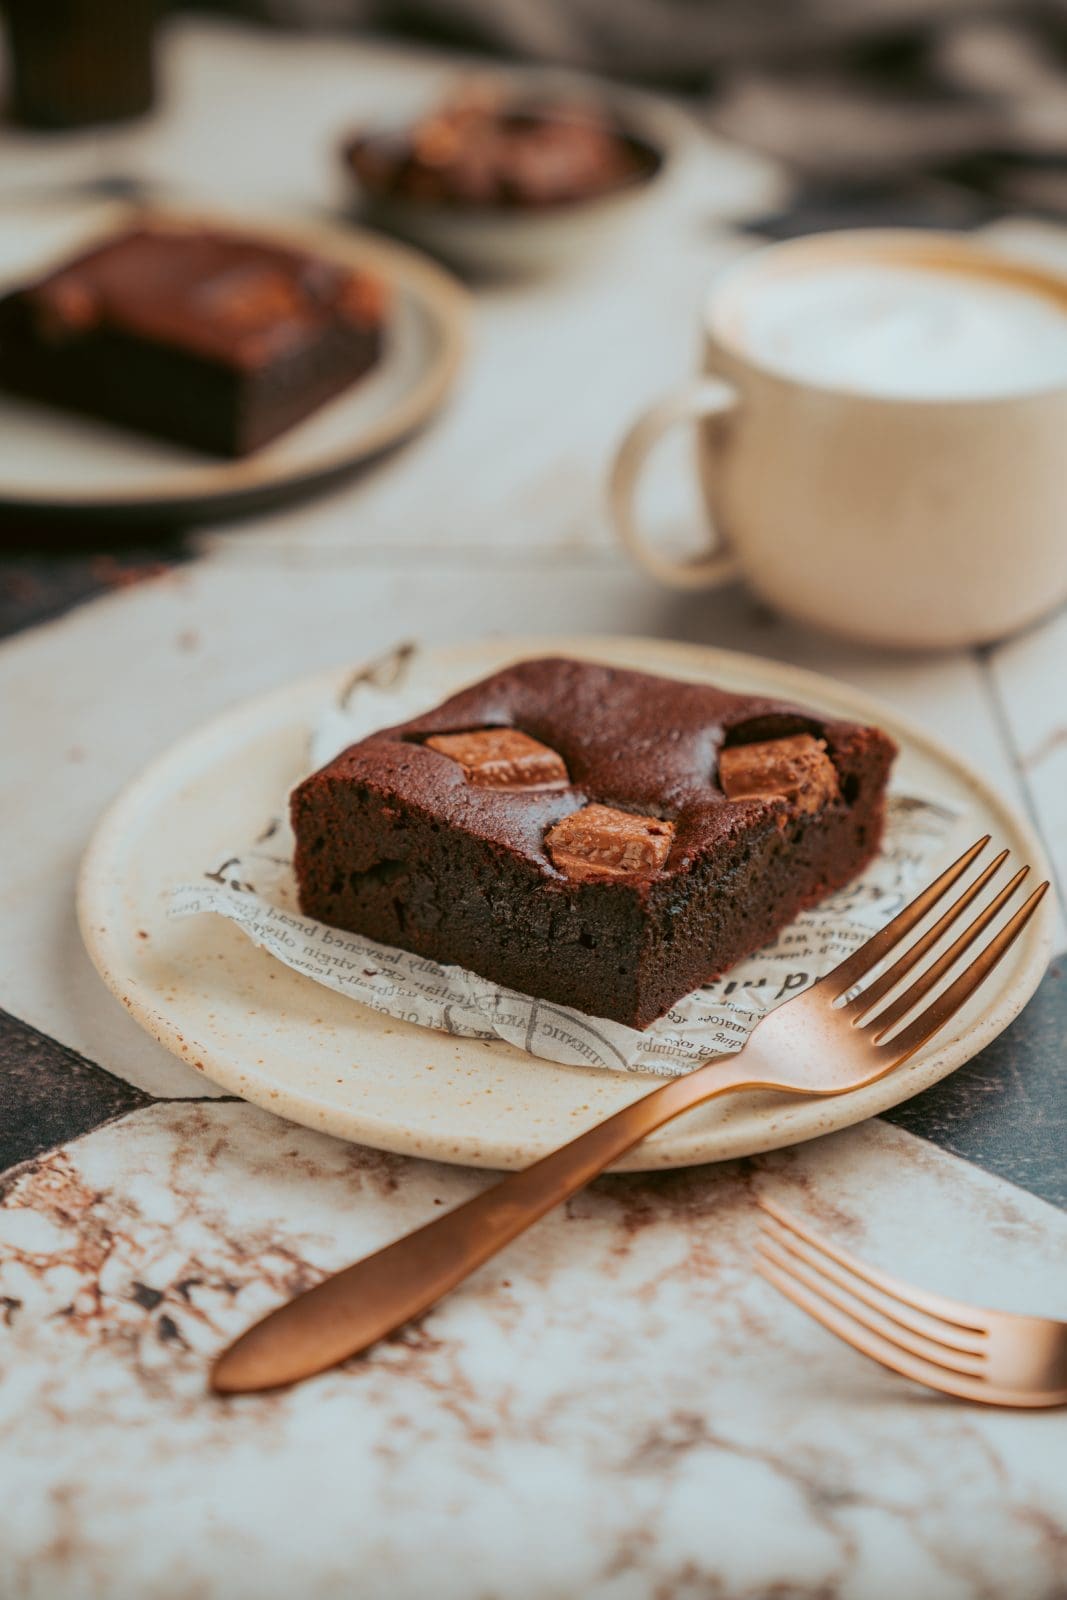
[0,199,469,521]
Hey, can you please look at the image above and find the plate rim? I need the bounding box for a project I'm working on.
[77,634,1054,1170]
[0,202,470,517]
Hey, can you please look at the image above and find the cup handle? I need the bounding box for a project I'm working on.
[609,377,741,589]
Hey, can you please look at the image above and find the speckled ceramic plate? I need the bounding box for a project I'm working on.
[78,636,1052,1171]
[0,198,468,522]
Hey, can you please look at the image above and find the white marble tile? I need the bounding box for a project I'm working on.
[0,1101,1064,1599]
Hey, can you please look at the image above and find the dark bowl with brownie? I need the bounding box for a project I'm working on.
[341,80,670,276]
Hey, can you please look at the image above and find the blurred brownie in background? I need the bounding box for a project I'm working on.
[345,85,658,210]
[0,225,388,457]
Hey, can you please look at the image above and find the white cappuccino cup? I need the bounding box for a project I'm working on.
[610,230,1067,649]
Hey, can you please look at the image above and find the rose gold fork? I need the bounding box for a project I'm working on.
[212,836,1048,1394]
[756,1199,1067,1408]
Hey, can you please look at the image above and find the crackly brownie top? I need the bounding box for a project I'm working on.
[9,225,388,370]
[303,657,894,886]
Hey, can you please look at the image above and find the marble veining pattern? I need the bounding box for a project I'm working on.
[2,1101,1065,1600]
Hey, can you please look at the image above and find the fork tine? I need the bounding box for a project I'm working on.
[757,1216,986,1354]
[840,850,1009,1021]
[759,1199,988,1330]
[754,1257,999,1404]
[876,881,1050,1057]
[825,835,990,996]
[757,1236,988,1375]
[861,866,1030,1035]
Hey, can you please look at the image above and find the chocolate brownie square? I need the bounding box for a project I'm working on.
[0,224,387,456]
[291,658,897,1029]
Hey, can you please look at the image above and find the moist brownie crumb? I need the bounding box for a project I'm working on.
[291,657,897,1029]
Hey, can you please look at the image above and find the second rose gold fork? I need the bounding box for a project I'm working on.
[212,836,1048,1394]
[756,1199,1067,1408]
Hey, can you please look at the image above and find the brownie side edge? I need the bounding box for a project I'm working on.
[291,771,652,1021]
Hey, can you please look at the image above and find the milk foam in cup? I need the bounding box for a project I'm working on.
[733,261,1067,400]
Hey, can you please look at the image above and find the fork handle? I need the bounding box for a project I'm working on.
[212,1055,758,1393]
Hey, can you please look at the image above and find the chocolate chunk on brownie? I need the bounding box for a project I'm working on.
[0,224,388,456]
[719,734,839,813]
[426,728,569,788]
[546,805,675,882]
[291,657,897,1030]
